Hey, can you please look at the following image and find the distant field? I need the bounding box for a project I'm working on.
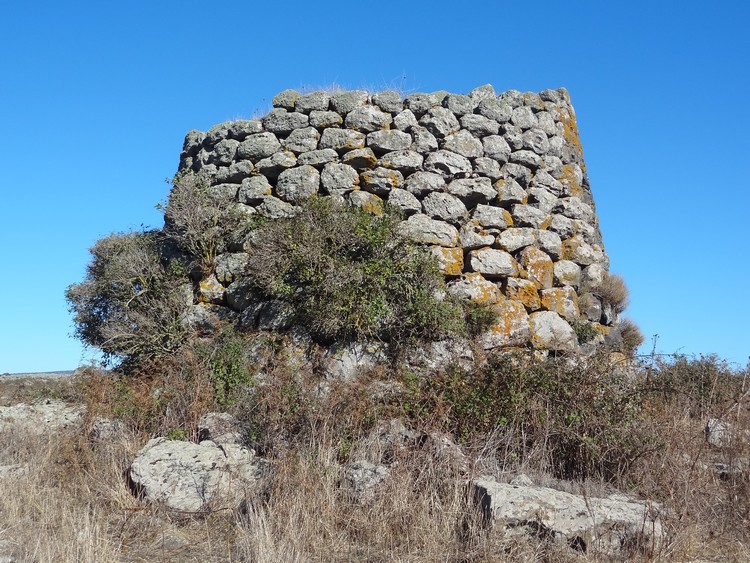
[0,370,76,380]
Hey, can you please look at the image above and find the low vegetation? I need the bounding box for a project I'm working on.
[42,177,748,560]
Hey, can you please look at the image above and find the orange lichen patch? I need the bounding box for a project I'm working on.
[561,236,581,261]
[505,278,541,311]
[502,209,514,226]
[560,164,584,198]
[558,105,586,173]
[539,215,553,230]
[594,323,611,337]
[429,246,464,276]
[351,191,384,215]
[518,246,553,289]
[540,287,580,320]
[459,272,504,304]
[480,300,531,349]
[198,274,225,305]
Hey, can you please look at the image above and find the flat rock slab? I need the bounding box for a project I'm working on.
[129,437,266,513]
[473,477,663,556]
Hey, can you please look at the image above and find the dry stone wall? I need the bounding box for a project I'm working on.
[177,84,614,352]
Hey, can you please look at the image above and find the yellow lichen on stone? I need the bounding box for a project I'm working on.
[519,246,553,289]
[560,164,583,198]
[505,279,541,310]
[540,287,580,320]
[198,275,225,305]
[429,246,464,276]
[461,272,503,304]
[480,300,531,349]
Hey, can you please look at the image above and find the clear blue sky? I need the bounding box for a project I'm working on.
[1,1,748,373]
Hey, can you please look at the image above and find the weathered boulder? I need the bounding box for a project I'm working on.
[129,438,266,513]
[473,477,663,557]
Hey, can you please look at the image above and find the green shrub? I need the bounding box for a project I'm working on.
[571,320,599,344]
[245,198,467,344]
[402,352,657,481]
[193,329,257,406]
[66,230,190,367]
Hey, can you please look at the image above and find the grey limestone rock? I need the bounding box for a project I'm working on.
[468,84,496,103]
[527,187,558,214]
[319,128,366,152]
[309,110,343,129]
[255,150,297,178]
[443,129,483,158]
[554,260,582,288]
[522,128,551,155]
[446,177,496,207]
[511,204,549,228]
[548,214,575,238]
[239,176,272,205]
[330,90,369,114]
[443,94,477,116]
[396,214,459,246]
[224,160,255,184]
[272,89,300,110]
[238,132,282,161]
[496,228,537,253]
[482,135,511,163]
[367,129,413,153]
[535,111,557,136]
[473,157,502,180]
[198,412,244,445]
[479,300,531,349]
[210,139,240,166]
[0,401,83,434]
[501,162,533,187]
[129,438,265,513]
[502,124,525,150]
[510,106,538,129]
[321,162,359,194]
[297,148,339,167]
[460,113,500,137]
[403,170,445,196]
[472,204,512,228]
[345,105,393,132]
[226,280,258,312]
[360,167,404,195]
[404,92,438,117]
[276,165,320,202]
[387,188,422,216]
[295,91,331,113]
[378,150,423,173]
[282,127,321,154]
[372,90,404,114]
[393,109,418,131]
[228,119,263,140]
[422,192,467,223]
[510,150,542,169]
[419,107,460,138]
[459,220,496,249]
[469,248,519,277]
[555,197,595,223]
[322,342,389,381]
[410,125,439,153]
[256,196,298,219]
[495,177,527,207]
[346,461,390,503]
[215,252,249,284]
[423,149,472,177]
[262,108,309,136]
[529,311,577,351]
[536,229,563,260]
[477,98,512,123]
[342,147,377,170]
[257,300,295,330]
[473,477,663,557]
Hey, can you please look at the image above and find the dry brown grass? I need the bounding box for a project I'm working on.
[2,353,749,562]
